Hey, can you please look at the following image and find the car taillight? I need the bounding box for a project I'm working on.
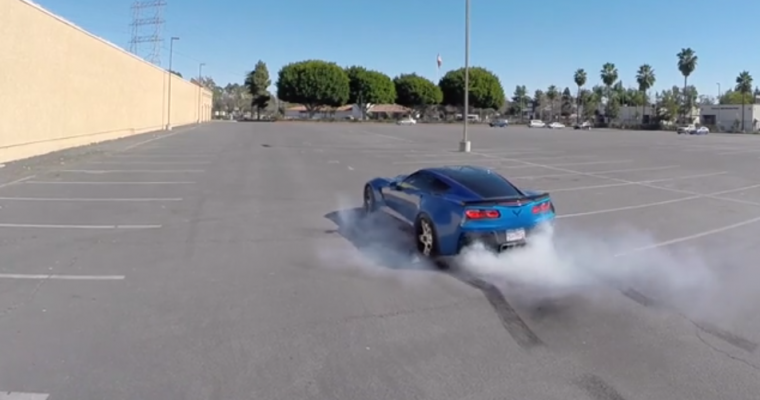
[464,209,500,219]
[532,201,552,214]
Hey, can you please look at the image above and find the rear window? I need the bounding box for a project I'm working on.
[442,168,523,198]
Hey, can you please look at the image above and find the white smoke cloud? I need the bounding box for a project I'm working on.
[318,194,760,326]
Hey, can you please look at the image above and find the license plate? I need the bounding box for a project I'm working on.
[506,229,526,242]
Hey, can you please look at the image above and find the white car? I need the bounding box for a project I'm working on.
[396,117,416,125]
[547,122,565,129]
[528,119,546,128]
[677,124,695,134]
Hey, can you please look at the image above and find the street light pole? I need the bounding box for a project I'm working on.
[167,36,179,130]
[459,0,471,153]
[198,62,205,123]
[459,0,471,152]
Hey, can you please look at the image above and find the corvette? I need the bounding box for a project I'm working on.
[362,165,556,259]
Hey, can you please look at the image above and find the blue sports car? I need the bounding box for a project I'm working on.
[362,165,556,258]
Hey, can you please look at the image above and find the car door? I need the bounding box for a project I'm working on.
[381,173,420,223]
[396,172,439,222]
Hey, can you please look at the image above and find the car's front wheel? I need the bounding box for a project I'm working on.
[414,215,438,258]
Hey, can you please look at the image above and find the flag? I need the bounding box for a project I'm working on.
[437,54,442,68]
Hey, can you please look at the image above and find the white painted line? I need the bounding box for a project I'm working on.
[0,274,125,281]
[510,165,679,180]
[392,158,503,165]
[0,223,161,229]
[557,183,760,219]
[545,160,633,167]
[120,126,198,152]
[347,166,354,170]
[109,154,211,158]
[0,175,36,189]
[58,169,205,174]
[359,130,412,142]
[545,172,727,193]
[87,161,211,165]
[24,181,195,185]
[717,149,760,156]
[0,392,49,400]
[614,214,760,256]
[0,197,182,202]
[556,195,702,218]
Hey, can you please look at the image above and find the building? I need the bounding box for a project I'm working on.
[700,104,760,132]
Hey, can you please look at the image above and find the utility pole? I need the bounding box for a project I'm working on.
[459,0,472,152]
[166,36,179,130]
[198,62,205,123]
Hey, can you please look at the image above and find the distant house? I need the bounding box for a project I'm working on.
[284,104,413,120]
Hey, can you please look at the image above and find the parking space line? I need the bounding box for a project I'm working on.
[545,172,727,193]
[614,214,760,256]
[119,125,198,152]
[23,181,196,185]
[87,161,211,165]
[544,160,633,167]
[510,165,679,180]
[0,392,49,400]
[108,154,211,158]
[0,175,36,190]
[58,169,205,174]
[392,158,503,165]
[358,129,412,142]
[0,197,182,202]
[0,223,161,229]
[0,274,125,281]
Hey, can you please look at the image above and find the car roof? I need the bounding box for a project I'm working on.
[420,165,525,199]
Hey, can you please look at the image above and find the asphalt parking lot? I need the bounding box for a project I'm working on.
[1,121,759,400]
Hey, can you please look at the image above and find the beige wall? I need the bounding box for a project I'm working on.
[0,0,213,164]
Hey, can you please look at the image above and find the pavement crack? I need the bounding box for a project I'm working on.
[694,324,760,372]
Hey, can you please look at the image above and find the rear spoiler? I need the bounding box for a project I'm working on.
[459,192,550,206]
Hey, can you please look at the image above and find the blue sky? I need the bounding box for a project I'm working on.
[35,0,760,98]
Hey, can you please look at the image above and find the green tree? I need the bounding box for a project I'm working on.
[677,48,698,122]
[510,85,529,121]
[345,66,397,120]
[393,73,442,116]
[560,87,574,117]
[438,67,506,111]
[546,85,558,120]
[169,70,182,78]
[735,70,753,132]
[600,63,619,120]
[579,89,598,121]
[574,69,587,124]
[719,89,754,105]
[635,64,656,123]
[276,60,350,116]
[245,60,272,120]
[533,89,545,119]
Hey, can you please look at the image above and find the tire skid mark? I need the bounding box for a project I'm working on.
[457,274,544,350]
[621,287,757,354]
[574,374,628,400]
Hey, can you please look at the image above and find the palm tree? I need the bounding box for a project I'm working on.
[677,48,698,123]
[735,71,753,132]
[574,69,587,124]
[636,64,656,124]
[600,63,619,121]
[546,85,558,120]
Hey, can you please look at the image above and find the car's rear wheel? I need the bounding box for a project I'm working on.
[414,215,438,258]
[363,185,375,215]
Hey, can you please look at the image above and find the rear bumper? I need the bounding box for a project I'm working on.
[457,225,549,253]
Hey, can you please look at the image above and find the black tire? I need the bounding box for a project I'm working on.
[414,214,439,258]
[363,185,376,215]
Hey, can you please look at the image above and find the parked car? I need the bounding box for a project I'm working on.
[547,122,565,129]
[528,119,546,128]
[692,126,709,135]
[397,117,417,125]
[489,119,509,127]
[574,121,593,130]
[677,124,696,134]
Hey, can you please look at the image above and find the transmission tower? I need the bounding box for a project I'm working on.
[129,0,167,66]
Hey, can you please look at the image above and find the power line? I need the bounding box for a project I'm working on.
[129,0,167,66]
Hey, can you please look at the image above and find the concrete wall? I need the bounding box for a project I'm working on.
[0,0,213,164]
